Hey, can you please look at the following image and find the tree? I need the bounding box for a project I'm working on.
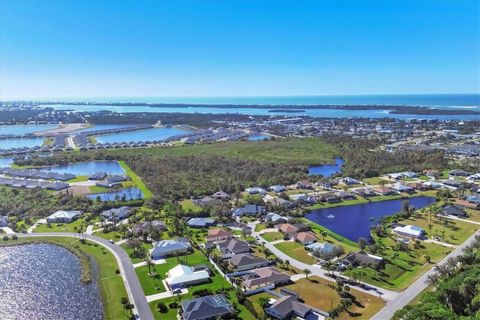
[303,268,311,279]
[321,230,328,241]
[157,302,168,313]
[358,237,367,252]
[424,254,431,263]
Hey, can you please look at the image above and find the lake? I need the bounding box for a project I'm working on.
[0,244,103,320]
[0,137,45,149]
[0,124,58,135]
[88,187,144,201]
[305,196,436,242]
[95,127,191,144]
[37,160,125,176]
[248,134,272,141]
[0,157,13,167]
[308,157,345,177]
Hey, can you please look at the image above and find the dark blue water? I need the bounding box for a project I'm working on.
[88,187,144,201]
[0,244,103,320]
[308,157,345,177]
[37,160,125,176]
[305,196,436,242]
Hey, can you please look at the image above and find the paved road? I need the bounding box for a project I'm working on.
[17,232,154,320]
[371,229,480,320]
[248,222,399,301]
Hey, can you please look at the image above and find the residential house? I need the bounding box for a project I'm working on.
[232,204,265,217]
[181,294,234,320]
[340,177,360,185]
[134,220,167,235]
[165,264,210,289]
[100,206,133,222]
[265,295,328,320]
[449,169,470,177]
[45,182,69,191]
[150,238,192,259]
[186,217,216,228]
[46,210,82,223]
[466,195,480,205]
[294,231,317,245]
[217,238,250,257]
[88,172,106,180]
[441,205,467,218]
[392,183,415,194]
[0,215,8,227]
[192,196,221,207]
[290,194,316,204]
[95,175,129,188]
[270,185,287,193]
[229,253,270,271]
[205,229,233,242]
[278,223,299,237]
[334,191,356,200]
[296,180,313,190]
[345,252,385,269]
[211,191,229,200]
[424,169,439,178]
[242,267,290,291]
[455,199,479,209]
[372,187,396,196]
[264,213,289,225]
[392,225,425,239]
[245,187,267,195]
[306,242,336,255]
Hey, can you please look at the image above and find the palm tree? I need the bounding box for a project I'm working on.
[321,231,327,241]
[303,268,311,279]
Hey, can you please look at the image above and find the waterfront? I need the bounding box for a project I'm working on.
[0,244,103,320]
[0,124,58,135]
[0,137,45,149]
[308,157,344,177]
[305,196,436,242]
[36,160,125,176]
[95,127,190,144]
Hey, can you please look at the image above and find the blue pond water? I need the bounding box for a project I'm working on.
[0,137,45,149]
[305,196,436,242]
[0,157,14,168]
[248,134,271,141]
[36,160,125,176]
[87,187,144,201]
[0,124,58,135]
[0,244,103,320]
[95,127,190,144]
[308,157,345,177]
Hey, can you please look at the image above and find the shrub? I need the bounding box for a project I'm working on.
[157,302,168,313]
[2,236,8,241]
[168,302,179,309]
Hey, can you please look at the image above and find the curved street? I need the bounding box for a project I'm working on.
[17,232,154,320]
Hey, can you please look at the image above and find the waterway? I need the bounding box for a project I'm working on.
[0,244,103,320]
[305,196,436,242]
[308,157,345,177]
[0,124,58,135]
[0,137,45,149]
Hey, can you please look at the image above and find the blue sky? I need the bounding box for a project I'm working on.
[0,0,478,99]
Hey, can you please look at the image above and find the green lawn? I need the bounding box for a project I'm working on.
[119,160,153,198]
[345,237,450,290]
[465,209,480,222]
[363,177,390,185]
[121,242,153,264]
[260,232,284,242]
[254,224,266,232]
[274,241,316,264]
[67,175,89,183]
[1,237,128,320]
[95,230,124,241]
[273,276,384,319]
[178,199,202,213]
[34,219,88,233]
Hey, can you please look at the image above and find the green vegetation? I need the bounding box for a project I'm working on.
[302,218,358,249]
[1,236,128,320]
[260,231,284,242]
[67,175,89,183]
[178,199,202,213]
[274,241,316,264]
[394,235,480,320]
[119,160,152,199]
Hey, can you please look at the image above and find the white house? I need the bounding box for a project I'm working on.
[165,264,210,289]
[46,210,82,223]
[392,225,425,239]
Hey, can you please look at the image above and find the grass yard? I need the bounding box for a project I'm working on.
[400,211,479,245]
[260,231,284,242]
[346,237,450,290]
[247,292,277,317]
[95,230,124,241]
[66,175,89,183]
[274,241,316,264]
[1,237,128,320]
[178,199,202,213]
[363,177,390,185]
[465,209,480,223]
[120,242,153,264]
[254,223,266,232]
[272,276,384,319]
[34,218,88,233]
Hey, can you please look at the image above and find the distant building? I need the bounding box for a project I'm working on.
[205,229,233,242]
[181,294,234,320]
[192,196,222,207]
[46,210,82,223]
[264,212,289,225]
[270,185,287,193]
[441,205,467,218]
[232,204,265,217]
[294,231,317,245]
[242,267,290,290]
[217,238,250,256]
[133,220,167,235]
[245,187,267,195]
[345,252,385,268]
[88,172,107,180]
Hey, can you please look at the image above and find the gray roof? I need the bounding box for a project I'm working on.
[230,253,268,268]
[181,294,233,320]
[100,206,132,220]
[187,217,216,227]
[218,238,250,254]
[151,238,191,256]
